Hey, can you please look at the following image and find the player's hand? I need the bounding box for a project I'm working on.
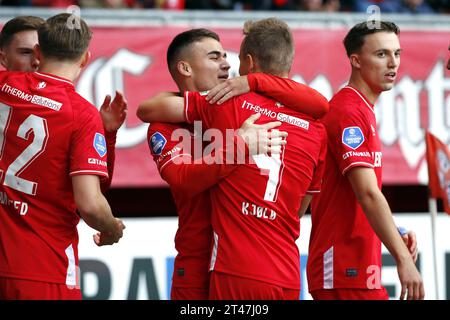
[93,218,126,246]
[397,257,425,300]
[206,76,250,105]
[401,230,418,263]
[237,113,287,155]
[100,90,128,133]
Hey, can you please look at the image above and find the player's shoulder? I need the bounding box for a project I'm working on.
[66,89,98,115]
[0,70,24,81]
[329,87,369,119]
[0,71,33,88]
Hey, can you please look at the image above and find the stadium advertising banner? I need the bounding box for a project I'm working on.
[0,25,447,186]
[78,215,450,300]
[70,26,448,187]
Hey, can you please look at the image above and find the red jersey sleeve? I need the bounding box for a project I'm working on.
[307,123,327,194]
[329,108,375,175]
[148,122,243,197]
[69,96,108,179]
[247,73,329,119]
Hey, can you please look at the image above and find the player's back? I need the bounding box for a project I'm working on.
[0,71,106,285]
[185,91,326,289]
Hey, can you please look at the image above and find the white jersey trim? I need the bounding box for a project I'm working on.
[70,170,108,177]
[344,86,375,115]
[159,153,192,173]
[306,190,321,194]
[65,244,77,286]
[342,162,374,175]
[35,72,74,86]
[323,246,334,289]
[209,232,219,271]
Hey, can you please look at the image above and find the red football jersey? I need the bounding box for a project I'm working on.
[0,71,108,285]
[147,122,212,290]
[185,91,327,289]
[308,86,383,291]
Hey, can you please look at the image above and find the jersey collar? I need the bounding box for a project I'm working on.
[344,85,375,114]
[34,72,74,87]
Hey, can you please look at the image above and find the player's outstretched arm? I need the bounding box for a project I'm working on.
[137,92,185,123]
[72,175,125,246]
[347,167,424,300]
[206,73,329,118]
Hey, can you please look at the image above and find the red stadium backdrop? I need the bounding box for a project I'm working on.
[3,26,449,186]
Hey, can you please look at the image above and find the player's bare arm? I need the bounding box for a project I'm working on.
[137,92,185,123]
[205,73,329,118]
[72,175,125,246]
[347,167,424,300]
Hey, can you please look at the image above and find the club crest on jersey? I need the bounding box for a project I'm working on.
[342,126,364,150]
[93,133,107,157]
[149,132,167,156]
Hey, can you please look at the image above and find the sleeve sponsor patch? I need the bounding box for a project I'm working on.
[93,133,107,157]
[342,126,364,150]
[149,132,167,156]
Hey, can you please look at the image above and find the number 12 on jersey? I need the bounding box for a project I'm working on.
[0,102,48,196]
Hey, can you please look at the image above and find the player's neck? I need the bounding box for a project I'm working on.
[348,74,380,105]
[38,61,79,83]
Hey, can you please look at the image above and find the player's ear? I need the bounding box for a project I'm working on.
[349,53,361,69]
[177,61,191,76]
[33,44,42,64]
[80,51,91,68]
[246,53,256,73]
[0,49,7,69]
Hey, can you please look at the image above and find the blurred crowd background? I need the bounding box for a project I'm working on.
[0,0,448,14]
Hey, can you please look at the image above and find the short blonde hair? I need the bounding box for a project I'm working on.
[241,17,294,75]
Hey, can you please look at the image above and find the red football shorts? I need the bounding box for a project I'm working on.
[0,276,82,300]
[209,271,299,300]
[171,286,209,300]
[310,287,389,300]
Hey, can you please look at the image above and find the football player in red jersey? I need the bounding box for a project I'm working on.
[138,18,328,300]
[307,21,424,300]
[0,13,125,300]
[142,28,289,300]
[0,15,127,191]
